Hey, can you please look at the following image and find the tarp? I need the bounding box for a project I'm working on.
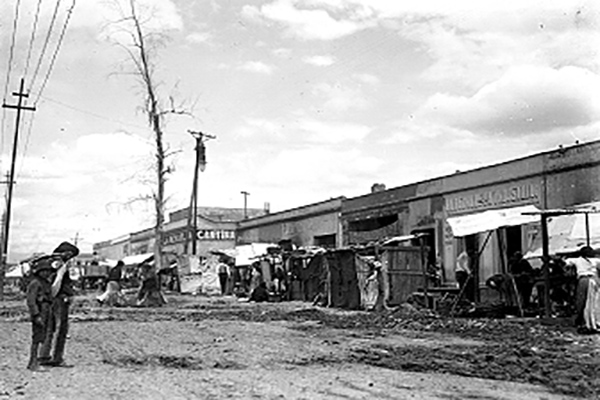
[121,253,154,266]
[6,265,24,278]
[234,243,276,267]
[524,202,600,258]
[447,205,541,237]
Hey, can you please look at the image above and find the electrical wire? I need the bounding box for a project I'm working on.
[24,0,45,78]
[2,0,22,105]
[40,95,150,132]
[2,0,24,170]
[34,0,76,105]
[29,0,62,93]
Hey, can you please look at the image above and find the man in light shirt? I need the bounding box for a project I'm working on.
[565,246,600,334]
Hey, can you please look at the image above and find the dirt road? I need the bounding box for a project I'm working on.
[1,293,598,399]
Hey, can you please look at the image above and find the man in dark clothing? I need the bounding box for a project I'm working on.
[26,260,54,370]
[39,242,79,368]
[509,251,534,309]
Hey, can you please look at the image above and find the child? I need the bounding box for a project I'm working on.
[26,259,54,371]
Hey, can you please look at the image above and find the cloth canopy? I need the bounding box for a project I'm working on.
[234,243,277,267]
[524,202,600,258]
[121,253,154,266]
[447,205,541,237]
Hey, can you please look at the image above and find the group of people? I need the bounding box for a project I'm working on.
[456,245,600,333]
[26,242,79,371]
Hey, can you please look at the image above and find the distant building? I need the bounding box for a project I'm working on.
[236,197,345,249]
[93,206,266,262]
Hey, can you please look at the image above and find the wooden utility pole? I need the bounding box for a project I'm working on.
[0,78,35,300]
[184,131,215,255]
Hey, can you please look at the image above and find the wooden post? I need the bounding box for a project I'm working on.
[541,214,551,318]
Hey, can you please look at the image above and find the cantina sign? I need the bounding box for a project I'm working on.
[445,182,540,215]
[163,229,235,245]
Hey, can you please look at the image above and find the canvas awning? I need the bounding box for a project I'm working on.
[234,243,277,267]
[121,253,154,266]
[524,202,600,258]
[447,205,541,237]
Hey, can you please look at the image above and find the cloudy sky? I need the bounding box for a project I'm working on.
[0,0,599,260]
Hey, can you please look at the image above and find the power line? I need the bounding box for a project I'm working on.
[2,0,24,171]
[33,0,76,105]
[39,95,149,131]
[2,0,22,105]
[24,0,45,78]
[29,0,62,93]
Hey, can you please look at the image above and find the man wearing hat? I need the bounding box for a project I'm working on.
[25,259,54,370]
[39,241,79,367]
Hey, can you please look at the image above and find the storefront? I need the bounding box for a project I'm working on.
[339,140,600,302]
[236,197,344,248]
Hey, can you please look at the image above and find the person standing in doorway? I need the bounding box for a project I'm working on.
[39,242,79,368]
[509,251,534,309]
[455,250,474,302]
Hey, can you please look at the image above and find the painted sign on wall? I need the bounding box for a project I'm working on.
[163,229,235,245]
[445,181,541,216]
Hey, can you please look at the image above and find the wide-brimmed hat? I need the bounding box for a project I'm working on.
[52,241,79,261]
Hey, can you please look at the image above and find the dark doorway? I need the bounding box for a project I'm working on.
[505,225,522,259]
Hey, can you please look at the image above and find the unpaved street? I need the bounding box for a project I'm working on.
[1,293,598,399]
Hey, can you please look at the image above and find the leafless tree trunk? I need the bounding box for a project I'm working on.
[127,0,165,272]
[112,0,187,304]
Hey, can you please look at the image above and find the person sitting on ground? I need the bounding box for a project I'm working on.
[136,262,167,307]
[97,260,125,306]
[249,281,269,302]
[25,260,54,371]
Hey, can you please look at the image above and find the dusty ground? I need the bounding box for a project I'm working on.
[1,291,598,400]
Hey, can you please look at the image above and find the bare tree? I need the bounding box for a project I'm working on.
[109,0,189,304]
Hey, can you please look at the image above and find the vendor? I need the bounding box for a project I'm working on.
[509,251,534,309]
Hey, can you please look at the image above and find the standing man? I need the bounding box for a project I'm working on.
[565,246,600,334]
[25,259,54,371]
[39,241,79,368]
[509,251,534,309]
[217,258,230,295]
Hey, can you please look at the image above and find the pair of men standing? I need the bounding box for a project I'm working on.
[26,242,78,370]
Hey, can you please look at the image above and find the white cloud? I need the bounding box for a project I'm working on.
[242,0,371,40]
[311,82,369,112]
[255,147,383,192]
[234,118,283,138]
[353,73,380,85]
[297,119,371,143]
[238,61,276,74]
[5,132,156,259]
[273,48,293,58]
[186,31,213,44]
[417,65,600,136]
[77,0,184,42]
[382,119,474,145]
[303,55,335,66]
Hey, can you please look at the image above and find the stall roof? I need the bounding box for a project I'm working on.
[447,205,541,237]
[524,202,600,258]
[121,253,154,266]
[234,243,277,266]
